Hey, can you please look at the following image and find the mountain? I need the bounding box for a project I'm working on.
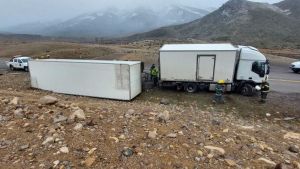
[275,0,300,19]
[130,0,300,48]
[3,6,209,38]
[3,21,61,35]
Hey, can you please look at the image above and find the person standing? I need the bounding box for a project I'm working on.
[150,64,155,80]
[260,80,270,103]
[214,80,225,104]
[150,65,159,86]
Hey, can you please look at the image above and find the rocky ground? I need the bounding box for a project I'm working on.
[0,71,300,169]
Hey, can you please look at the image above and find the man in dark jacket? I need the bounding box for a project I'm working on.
[214,80,225,104]
[260,80,270,103]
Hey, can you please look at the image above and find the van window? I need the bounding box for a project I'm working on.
[13,59,17,62]
[18,59,22,63]
[21,59,28,62]
[252,61,265,77]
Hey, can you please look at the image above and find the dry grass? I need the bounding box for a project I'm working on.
[0,40,161,63]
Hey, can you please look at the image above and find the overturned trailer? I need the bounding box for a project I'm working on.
[29,59,142,100]
[159,44,270,96]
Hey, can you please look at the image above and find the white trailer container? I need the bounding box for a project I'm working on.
[29,59,142,100]
[159,44,270,95]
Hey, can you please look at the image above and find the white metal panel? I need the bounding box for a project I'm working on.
[160,51,237,83]
[197,56,215,80]
[29,59,141,100]
[160,51,197,81]
[239,48,266,61]
[160,44,236,51]
[130,64,142,99]
[34,59,140,65]
[213,51,237,83]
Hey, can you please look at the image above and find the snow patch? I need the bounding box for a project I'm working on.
[180,6,203,15]
[79,16,96,21]
[282,9,291,15]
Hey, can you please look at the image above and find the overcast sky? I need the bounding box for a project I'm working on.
[0,0,282,28]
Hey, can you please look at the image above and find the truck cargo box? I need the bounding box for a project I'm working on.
[159,44,237,83]
[29,59,141,100]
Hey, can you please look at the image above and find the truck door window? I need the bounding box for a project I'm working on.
[266,60,270,75]
[18,59,22,63]
[252,61,265,77]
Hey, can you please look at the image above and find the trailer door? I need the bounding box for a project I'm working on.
[197,55,215,81]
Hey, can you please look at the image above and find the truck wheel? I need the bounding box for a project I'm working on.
[24,66,29,72]
[292,69,300,73]
[184,83,198,93]
[176,84,183,91]
[241,84,255,96]
[9,65,14,71]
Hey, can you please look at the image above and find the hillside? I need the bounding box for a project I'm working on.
[129,0,300,48]
[275,0,300,19]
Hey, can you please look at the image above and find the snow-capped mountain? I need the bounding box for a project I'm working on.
[130,0,300,48]
[4,6,210,38]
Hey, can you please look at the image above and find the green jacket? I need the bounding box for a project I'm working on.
[151,68,159,77]
[215,84,224,95]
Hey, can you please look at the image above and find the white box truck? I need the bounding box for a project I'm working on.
[159,44,270,96]
[29,59,142,100]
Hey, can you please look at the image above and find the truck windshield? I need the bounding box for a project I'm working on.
[252,61,266,77]
[21,59,28,63]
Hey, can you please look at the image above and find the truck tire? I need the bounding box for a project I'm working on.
[292,69,300,73]
[24,66,29,72]
[241,84,255,96]
[184,83,198,93]
[9,65,14,71]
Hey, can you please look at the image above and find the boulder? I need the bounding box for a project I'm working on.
[148,129,157,139]
[204,146,225,155]
[74,123,83,131]
[284,132,300,140]
[14,108,24,118]
[158,110,170,122]
[10,97,19,105]
[39,96,58,105]
[160,98,170,105]
[257,157,276,166]
[59,146,69,153]
[69,108,86,121]
[53,114,68,123]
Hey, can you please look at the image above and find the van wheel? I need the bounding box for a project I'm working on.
[24,66,29,72]
[10,65,14,71]
[241,84,255,96]
[184,83,198,93]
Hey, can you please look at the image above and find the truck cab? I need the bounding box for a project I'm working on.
[235,46,270,96]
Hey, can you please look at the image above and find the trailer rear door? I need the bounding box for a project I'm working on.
[197,55,215,81]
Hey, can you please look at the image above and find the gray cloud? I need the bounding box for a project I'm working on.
[0,0,282,28]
